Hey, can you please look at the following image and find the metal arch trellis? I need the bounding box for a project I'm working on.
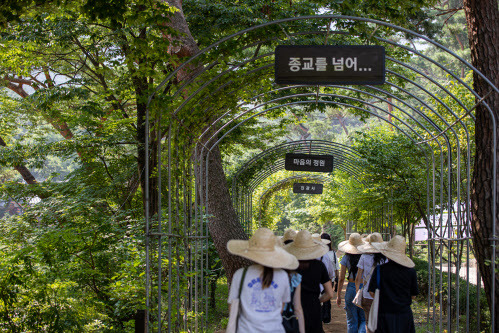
[231,140,367,193]
[229,140,372,234]
[168,88,436,331]
[189,21,486,330]
[252,174,393,238]
[218,97,434,246]
[143,15,499,333]
[253,174,378,233]
[256,174,331,223]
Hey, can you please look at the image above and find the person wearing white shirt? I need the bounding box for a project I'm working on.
[227,228,299,332]
[318,233,339,324]
[356,233,387,333]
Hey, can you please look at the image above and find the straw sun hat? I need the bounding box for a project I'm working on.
[312,233,331,245]
[358,232,384,253]
[227,228,299,270]
[372,235,415,268]
[284,230,329,260]
[280,229,297,243]
[338,233,365,255]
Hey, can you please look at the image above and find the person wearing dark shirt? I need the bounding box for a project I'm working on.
[368,236,419,333]
[284,230,334,333]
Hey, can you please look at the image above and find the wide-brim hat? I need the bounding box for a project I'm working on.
[338,233,365,255]
[228,228,299,270]
[279,229,297,243]
[284,230,329,260]
[358,232,384,253]
[372,235,415,268]
[312,233,331,244]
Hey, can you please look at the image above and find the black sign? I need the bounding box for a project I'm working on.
[275,45,385,85]
[284,153,334,173]
[293,183,323,194]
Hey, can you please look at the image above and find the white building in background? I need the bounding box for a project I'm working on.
[415,202,471,241]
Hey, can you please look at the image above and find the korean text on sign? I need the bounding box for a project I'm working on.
[288,56,372,72]
[293,158,325,166]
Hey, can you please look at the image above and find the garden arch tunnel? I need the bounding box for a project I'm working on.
[230,140,372,234]
[144,15,499,333]
[254,173,392,238]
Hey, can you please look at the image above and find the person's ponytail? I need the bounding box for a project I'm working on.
[262,266,274,289]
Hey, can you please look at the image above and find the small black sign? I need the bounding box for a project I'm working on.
[275,45,385,85]
[293,183,323,194]
[285,153,334,173]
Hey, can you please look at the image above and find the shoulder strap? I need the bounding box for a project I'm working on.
[364,265,377,284]
[238,267,248,298]
[286,273,295,313]
[236,267,248,332]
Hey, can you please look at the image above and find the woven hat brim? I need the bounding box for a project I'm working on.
[372,242,415,268]
[279,235,296,242]
[283,241,329,260]
[338,240,363,254]
[358,243,382,253]
[227,240,299,270]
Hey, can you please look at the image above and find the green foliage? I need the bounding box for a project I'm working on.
[0,0,468,330]
[0,207,144,332]
[414,256,490,330]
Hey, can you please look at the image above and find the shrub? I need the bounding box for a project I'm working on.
[413,257,490,330]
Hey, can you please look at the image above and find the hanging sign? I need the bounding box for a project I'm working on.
[275,45,385,85]
[284,153,334,173]
[293,183,323,194]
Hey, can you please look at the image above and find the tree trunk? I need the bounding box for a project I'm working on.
[336,113,349,136]
[164,0,250,282]
[135,73,158,217]
[0,136,37,185]
[199,135,250,282]
[464,0,499,327]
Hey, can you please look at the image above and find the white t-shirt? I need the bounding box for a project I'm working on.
[321,250,340,280]
[228,265,290,333]
[357,254,388,299]
[319,251,339,293]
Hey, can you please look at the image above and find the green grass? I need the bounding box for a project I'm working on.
[205,277,230,333]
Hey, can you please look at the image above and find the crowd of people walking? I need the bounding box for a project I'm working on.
[226,228,418,333]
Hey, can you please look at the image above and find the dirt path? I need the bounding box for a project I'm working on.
[323,285,348,333]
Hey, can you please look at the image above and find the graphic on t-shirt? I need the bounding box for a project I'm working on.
[247,278,279,312]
